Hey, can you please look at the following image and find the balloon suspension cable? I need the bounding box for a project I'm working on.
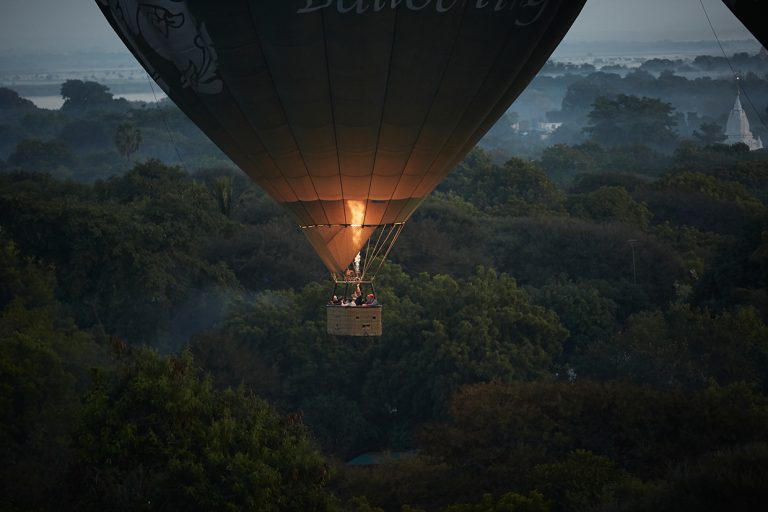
[146,73,186,168]
[698,0,768,132]
[364,223,391,275]
[363,223,404,278]
[372,223,405,277]
[363,231,373,274]
[332,223,405,284]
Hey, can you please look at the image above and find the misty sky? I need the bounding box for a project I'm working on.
[0,0,756,53]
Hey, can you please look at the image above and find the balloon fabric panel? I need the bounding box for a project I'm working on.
[96,0,586,274]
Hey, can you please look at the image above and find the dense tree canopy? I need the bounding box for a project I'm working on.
[0,234,103,510]
[585,94,678,151]
[69,348,335,512]
[2,61,768,510]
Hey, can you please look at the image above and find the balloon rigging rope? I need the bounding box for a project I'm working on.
[351,223,403,279]
[145,73,186,168]
[363,233,373,275]
[698,0,768,131]
[363,224,390,276]
[373,223,405,278]
[370,224,401,276]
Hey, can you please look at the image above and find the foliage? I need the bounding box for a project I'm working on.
[439,152,565,216]
[490,216,683,310]
[361,268,567,425]
[59,119,111,151]
[692,121,726,145]
[214,267,567,456]
[529,276,619,362]
[6,138,74,173]
[538,143,599,186]
[655,171,763,211]
[527,450,639,512]
[585,94,678,151]
[68,348,335,511]
[392,192,492,277]
[616,444,768,512]
[18,109,68,140]
[570,172,648,194]
[201,219,326,290]
[419,380,768,483]
[60,79,117,111]
[0,86,36,121]
[632,171,765,245]
[335,457,456,511]
[692,214,768,314]
[0,162,238,348]
[567,186,652,229]
[0,235,103,511]
[2,66,768,511]
[576,305,768,390]
[441,492,550,512]
[556,72,623,124]
[114,122,143,161]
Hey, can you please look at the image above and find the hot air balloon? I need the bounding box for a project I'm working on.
[96,0,586,335]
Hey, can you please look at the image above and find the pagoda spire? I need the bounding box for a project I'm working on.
[724,87,763,150]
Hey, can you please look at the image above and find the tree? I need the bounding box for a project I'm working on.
[0,86,36,122]
[6,138,74,173]
[491,159,566,216]
[527,450,639,512]
[393,193,493,277]
[60,79,114,110]
[692,214,768,315]
[621,444,768,512]
[555,72,623,124]
[490,217,684,310]
[584,94,678,151]
[538,144,598,187]
[438,151,565,216]
[529,276,619,363]
[0,86,35,110]
[360,268,568,427]
[441,492,551,512]
[419,380,768,483]
[19,109,67,139]
[59,119,111,150]
[114,122,142,162]
[0,235,103,510]
[68,348,336,511]
[656,172,763,211]
[209,175,234,216]
[439,147,494,195]
[194,166,251,218]
[570,172,648,194]
[692,121,726,145]
[1,162,238,347]
[577,305,768,390]
[566,186,652,230]
[602,144,669,177]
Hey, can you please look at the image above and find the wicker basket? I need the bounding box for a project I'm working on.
[327,305,382,336]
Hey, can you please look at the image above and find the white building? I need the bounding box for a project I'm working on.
[724,91,763,150]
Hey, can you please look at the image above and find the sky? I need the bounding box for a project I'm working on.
[0,0,756,53]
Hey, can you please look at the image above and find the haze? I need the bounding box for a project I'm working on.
[0,0,756,53]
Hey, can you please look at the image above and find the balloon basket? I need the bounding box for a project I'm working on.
[327,305,382,337]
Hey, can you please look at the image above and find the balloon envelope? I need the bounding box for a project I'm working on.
[97,0,585,273]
